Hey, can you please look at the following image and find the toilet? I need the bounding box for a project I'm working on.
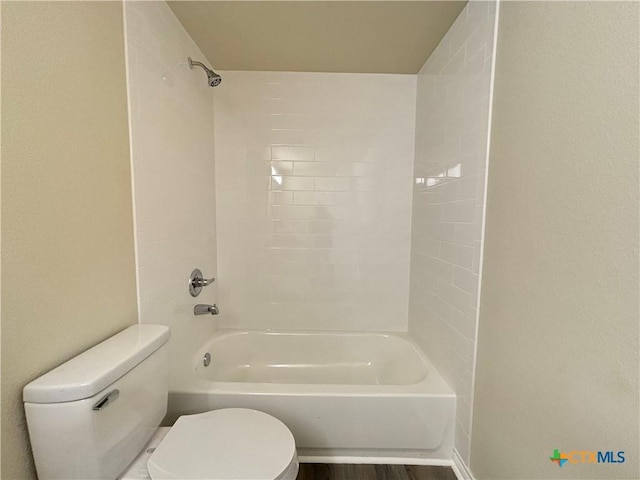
[23,325,298,480]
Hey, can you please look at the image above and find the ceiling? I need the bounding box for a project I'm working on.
[168,1,467,74]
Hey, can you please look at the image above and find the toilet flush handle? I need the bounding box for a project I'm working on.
[92,389,120,411]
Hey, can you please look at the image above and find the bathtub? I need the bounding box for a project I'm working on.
[167,330,456,463]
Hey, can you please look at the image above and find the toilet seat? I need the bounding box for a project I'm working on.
[147,408,297,480]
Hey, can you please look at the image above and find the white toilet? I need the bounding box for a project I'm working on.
[23,325,299,480]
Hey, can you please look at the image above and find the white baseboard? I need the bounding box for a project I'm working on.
[451,449,476,480]
[298,455,453,466]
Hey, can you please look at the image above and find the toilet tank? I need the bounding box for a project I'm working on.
[23,325,170,480]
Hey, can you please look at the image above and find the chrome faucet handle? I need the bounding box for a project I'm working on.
[194,304,219,316]
[195,276,215,287]
[189,268,215,297]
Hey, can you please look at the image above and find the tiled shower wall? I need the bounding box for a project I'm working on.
[408,1,498,464]
[214,72,416,331]
[124,1,218,386]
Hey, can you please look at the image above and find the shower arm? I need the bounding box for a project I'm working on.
[188,57,222,87]
[188,58,205,71]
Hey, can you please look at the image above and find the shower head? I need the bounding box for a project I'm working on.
[206,70,222,87]
[188,57,222,87]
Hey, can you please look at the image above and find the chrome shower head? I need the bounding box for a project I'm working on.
[207,70,222,87]
[188,57,222,87]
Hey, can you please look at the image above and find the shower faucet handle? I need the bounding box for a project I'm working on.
[195,276,215,287]
[189,268,215,297]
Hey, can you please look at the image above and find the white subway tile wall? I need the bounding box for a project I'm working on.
[408,1,497,464]
[214,72,416,331]
[124,1,218,386]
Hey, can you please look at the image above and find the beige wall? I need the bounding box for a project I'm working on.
[472,2,639,479]
[1,2,137,478]
[168,1,466,74]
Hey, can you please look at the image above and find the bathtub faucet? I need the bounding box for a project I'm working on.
[194,304,219,316]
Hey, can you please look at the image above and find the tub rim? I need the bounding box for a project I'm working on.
[171,328,455,397]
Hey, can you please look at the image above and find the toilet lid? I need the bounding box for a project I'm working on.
[147,408,296,480]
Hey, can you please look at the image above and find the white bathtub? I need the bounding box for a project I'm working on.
[167,330,456,463]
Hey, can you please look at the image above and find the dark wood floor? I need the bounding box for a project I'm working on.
[297,464,457,480]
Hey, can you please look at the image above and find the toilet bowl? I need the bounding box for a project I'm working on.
[23,325,298,480]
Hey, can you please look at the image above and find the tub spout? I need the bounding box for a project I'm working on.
[194,304,219,316]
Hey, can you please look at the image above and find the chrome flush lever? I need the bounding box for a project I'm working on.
[189,268,215,297]
[92,389,119,411]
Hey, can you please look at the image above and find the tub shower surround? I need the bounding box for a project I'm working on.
[123,1,219,387]
[124,0,498,468]
[408,1,498,464]
[214,71,416,332]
